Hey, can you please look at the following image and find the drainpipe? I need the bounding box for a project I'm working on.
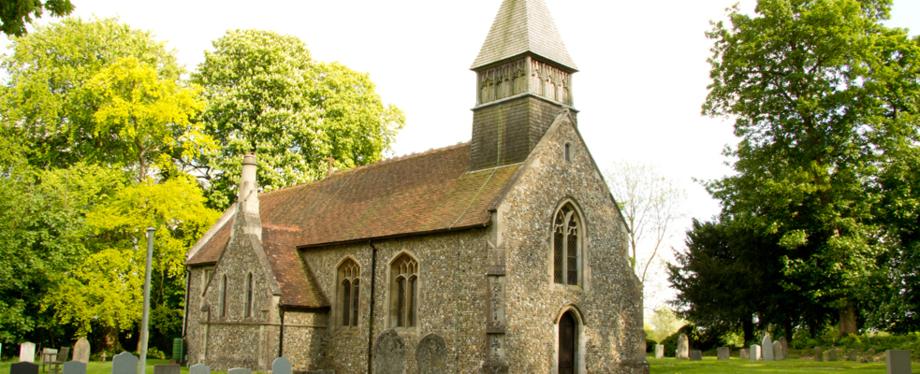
[367,241,379,374]
[182,269,190,338]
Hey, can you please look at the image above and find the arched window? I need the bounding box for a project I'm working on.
[337,259,360,327]
[219,274,228,317]
[558,310,579,374]
[553,203,582,285]
[390,254,418,328]
[244,273,252,317]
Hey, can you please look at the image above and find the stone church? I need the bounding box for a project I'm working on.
[182,0,645,372]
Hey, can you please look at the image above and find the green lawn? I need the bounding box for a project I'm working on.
[648,356,918,373]
[0,360,188,374]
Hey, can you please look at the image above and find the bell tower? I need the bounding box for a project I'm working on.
[469,0,577,170]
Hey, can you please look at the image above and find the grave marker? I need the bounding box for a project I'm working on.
[773,341,784,360]
[111,352,137,374]
[689,350,702,361]
[749,344,761,361]
[815,346,824,362]
[740,348,749,360]
[62,361,86,374]
[188,364,209,374]
[153,364,179,374]
[271,357,291,374]
[826,348,838,361]
[19,342,36,363]
[717,347,730,360]
[72,339,90,364]
[762,334,774,361]
[416,334,447,374]
[654,344,664,359]
[227,368,250,374]
[11,362,38,374]
[886,350,911,374]
[676,334,689,359]
[373,329,406,374]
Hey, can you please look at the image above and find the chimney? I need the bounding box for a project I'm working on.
[237,153,262,239]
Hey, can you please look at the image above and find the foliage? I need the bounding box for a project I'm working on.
[694,0,919,334]
[193,29,404,209]
[605,161,683,283]
[0,0,73,36]
[1,18,181,169]
[649,306,686,343]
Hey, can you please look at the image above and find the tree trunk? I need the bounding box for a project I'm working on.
[838,301,857,336]
[742,316,754,345]
[783,318,793,341]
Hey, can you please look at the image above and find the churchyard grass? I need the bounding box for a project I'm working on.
[647,356,916,373]
[0,360,189,374]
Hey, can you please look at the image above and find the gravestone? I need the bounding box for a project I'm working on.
[886,350,911,374]
[227,368,250,374]
[19,342,36,363]
[773,341,784,360]
[676,334,689,359]
[416,334,447,374]
[689,350,702,361]
[72,338,90,364]
[654,344,664,359]
[717,347,730,360]
[271,357,292,374]
[740,348,749,360]
[63,361,86,374]
[762,334,774,361]
[846,350,858,361]
[826,348,838,361]
[153,364,180,374]
[188,364,210,374]
[749,344,761,361]
[778,337,789,357]
[111,352,138,374]
[815,346,824,361]
[373,330,406,374]
[11,362,38,374]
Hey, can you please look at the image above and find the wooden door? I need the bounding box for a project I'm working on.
[559,311,577,374]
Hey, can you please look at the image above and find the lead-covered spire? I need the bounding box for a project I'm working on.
[472,0,576,71]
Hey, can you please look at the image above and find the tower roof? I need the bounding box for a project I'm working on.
[472,0,576,71]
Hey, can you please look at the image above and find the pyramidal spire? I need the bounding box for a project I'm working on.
[472,0,576,70]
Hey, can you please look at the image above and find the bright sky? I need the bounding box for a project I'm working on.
[7,0,918,321]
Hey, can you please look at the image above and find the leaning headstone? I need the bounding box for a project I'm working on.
[886,350,911,374]
[717,347,730,360]
[111,352,138,374]
[63,361,86,374]
[19,342,36,363]
[416,334,447,374]
[227,368,250,374]
[773,341,785,360]
[654,344,664,359]
[826,348,839,361]
[72,338,90,364]
[188,364,209,374]
[740,348,749,360]
[11,362,38,374]
[815,346,824,361]
[271,357,292,374]
[373,329,406,374]
[153,364,180,374]
[750,344,761,361]
[689,350,702,361]
[677,334,689,359]
[762,334,774,361]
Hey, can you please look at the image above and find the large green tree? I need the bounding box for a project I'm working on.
[700,0,919,334]
[193,29,404,209]
[0,0,73,36]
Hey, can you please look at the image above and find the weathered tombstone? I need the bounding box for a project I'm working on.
[886,350,911,374]
[676,334,689,359]
[11,362,38,374]
[717,347,730,360]
[846,349,858,361]
[271,357,292,374]
[153,364,180,374]
[762,334,774,361]
[188,364,210,374]
[416,334,447,374]
[227,368,250,374]
[773,341,784,360]
[72,338,90,364]
[689,350,702,361]
[373,329,406,374]
[111,352,138,374]
[654,344,664,359]
[778,337,789,358]
[63,361,86,374]
[740,348,749,360]
[749,344,761,361]
[19,342,36,363]
[826,348,838,361]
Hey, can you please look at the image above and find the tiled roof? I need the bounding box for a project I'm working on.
[187,143,520,307]
[472,0,576,70]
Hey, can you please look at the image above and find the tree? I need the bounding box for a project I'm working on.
[1,18,181,169]
[648,306,686,343]
[193,29,404,209]
[702,0,919,334]
[605,161,682,283]
[0,0,73,36]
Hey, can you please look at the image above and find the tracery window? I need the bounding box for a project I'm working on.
[553,203,582,285]
[389,254,418,328]
[337,259,360,327]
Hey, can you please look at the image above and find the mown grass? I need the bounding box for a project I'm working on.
[0,360,188,374]
[648,356,917,374]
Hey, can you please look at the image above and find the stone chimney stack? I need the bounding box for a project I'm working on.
[237,153,262,239]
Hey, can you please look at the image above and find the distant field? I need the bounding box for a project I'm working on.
[648,356,917,373]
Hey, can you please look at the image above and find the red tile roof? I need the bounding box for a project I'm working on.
[187,143,520,308]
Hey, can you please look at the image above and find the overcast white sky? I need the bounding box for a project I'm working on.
[6,0,918,320]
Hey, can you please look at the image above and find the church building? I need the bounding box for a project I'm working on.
[183,0,646,372]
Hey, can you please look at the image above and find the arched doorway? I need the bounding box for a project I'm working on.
[558,310,577,374]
